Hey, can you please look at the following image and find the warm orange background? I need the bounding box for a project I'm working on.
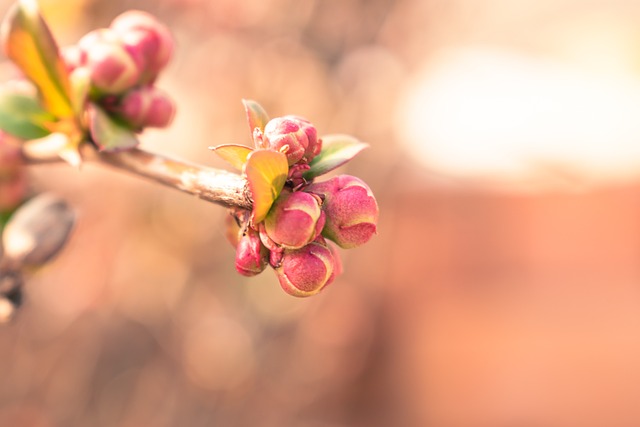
[3,0,640,426]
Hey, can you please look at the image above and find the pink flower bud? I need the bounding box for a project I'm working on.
[306,175,378,249]
[118,86,175,129]
[110,11,174,83]
[80,29,140,94]
[263,115,320,165]
[275,238,337,297]
[235,228,269,277]
[263,190,325,250]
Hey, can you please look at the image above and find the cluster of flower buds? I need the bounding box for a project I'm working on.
[0,193,75,323]
[63,10,175,131]
[225,111,379,297]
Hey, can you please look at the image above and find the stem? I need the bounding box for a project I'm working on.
[22,145,253,210]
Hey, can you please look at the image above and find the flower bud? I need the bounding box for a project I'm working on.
[307,175,378,249]
[110,11,174,83]
[264,115,319,165]
[275,238,337,297]
[235,228,269,277]
[80,29,140,94]
[263,190,325,250]
[118,86,175,129]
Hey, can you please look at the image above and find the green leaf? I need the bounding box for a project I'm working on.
[209,144,253,171]
[0,89,53,139]
[242,99,269,146]
[303,134,369,180]
[88,104,139,152]
[1,0,74,118]
[244,149,288,224]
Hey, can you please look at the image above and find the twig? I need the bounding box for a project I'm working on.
[21,144,253,210]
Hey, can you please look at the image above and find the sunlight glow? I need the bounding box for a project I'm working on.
[398,48,640,189]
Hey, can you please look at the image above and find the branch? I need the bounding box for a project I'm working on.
[21,144,253,210]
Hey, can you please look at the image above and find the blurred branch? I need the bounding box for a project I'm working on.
[21,144,253,210]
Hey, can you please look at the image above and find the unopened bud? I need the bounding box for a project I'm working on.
[263,190,325,250]
[264,116,319,165]
[118,86,175,129]
[2,193,75,269]
[110,11,174,83]
[235,228,269,277]
[80,29,140,94]
[275,237,337,297]
[307,175,378,249]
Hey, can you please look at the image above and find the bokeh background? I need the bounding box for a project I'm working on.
[3,0,640,426]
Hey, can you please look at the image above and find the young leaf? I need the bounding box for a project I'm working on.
[1,0,74,118]
[88,104,139,152]
[244,149,288,224]
[0,89,53,139]
[242,99,269,135]
[303,134,369,180]
[209,144,253,171]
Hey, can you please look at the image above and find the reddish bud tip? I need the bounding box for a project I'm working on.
[275,238,337,297]
[263,190,324,250]
[307,175,379,249]
[235,228,269,277]
[263,115,320,165]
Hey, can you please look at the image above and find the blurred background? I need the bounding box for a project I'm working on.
[3,0,640,426]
